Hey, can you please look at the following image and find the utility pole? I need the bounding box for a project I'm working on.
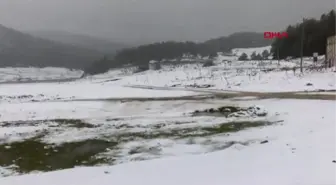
[300,18,304,73]
[277,47,280,65]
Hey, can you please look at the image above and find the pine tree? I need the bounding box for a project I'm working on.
[238,53,248,61]
[262,50,270,59]
[256,53,263,60]
[250,52,257,60]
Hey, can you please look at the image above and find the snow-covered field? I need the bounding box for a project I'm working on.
[80,46,335,93]
[0,84,275,175]
[0,81,206,103]
[0,46,335,185]
[117,66,334,92]
[105,61,335,93]
[0,99,335,185]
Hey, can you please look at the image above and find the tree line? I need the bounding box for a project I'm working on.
[270,10,335,59]
[84,32,271,74]
[238,50,270,61]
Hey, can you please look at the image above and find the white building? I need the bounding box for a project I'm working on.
[326,35,336,67]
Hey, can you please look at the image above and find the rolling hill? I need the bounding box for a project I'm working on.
[0,24,103,69]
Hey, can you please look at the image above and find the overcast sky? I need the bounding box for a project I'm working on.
[0,0,334,44]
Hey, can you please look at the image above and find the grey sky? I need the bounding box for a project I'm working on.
[0,0,334,44]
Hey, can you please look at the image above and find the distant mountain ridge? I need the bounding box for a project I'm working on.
[0,24,103,69]
[29,30,128,55]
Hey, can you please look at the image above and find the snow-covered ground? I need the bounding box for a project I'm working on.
[78,46,334,93]
[106,62,335,93]
[0,99,335,185]
[0,67,83,83]
[0,92,275,176]
[0,81,206,103]
[0,46,335,185]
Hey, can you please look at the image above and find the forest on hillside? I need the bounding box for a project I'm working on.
[271,10,335,59]
[114,32,270,65]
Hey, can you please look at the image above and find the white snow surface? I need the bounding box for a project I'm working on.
[108,62,335,92]
[0,81,205,103]
[78,46,334,93]
[0,99,335,185]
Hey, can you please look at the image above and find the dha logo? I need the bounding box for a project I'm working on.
[264,32,288,39]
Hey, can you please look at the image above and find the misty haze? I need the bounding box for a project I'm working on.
[0,1,335,185]
[0,0,334,44]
